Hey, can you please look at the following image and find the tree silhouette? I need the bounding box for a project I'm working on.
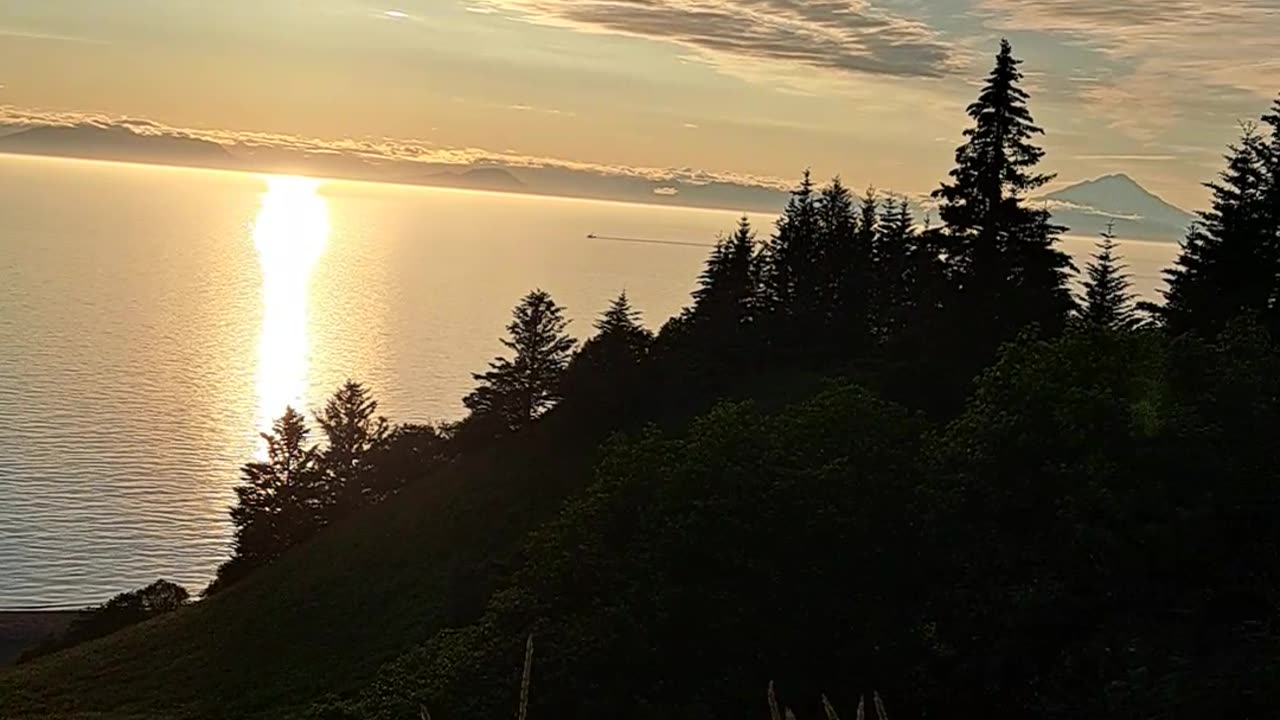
[562,292,653,411]
[693,216,758,342]
[228,407,321,566]
[933,39,1075,346]
[315,380,390,515]
[1261,96,1280,321]
[19,580,191,663]
[465,289,576,431]
[1079,223,1136,329]
[876,198,924,339]
[819,179,872,354]
[759,171,820,322]
[1159,123,1276,336]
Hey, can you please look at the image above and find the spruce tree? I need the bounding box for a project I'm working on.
[465,289,576,430]
[227,408,320,566]
[1159,123,1275,336]
[1262,97,1280,322]
[933,39,1075,345]
[692,216,758,339]
[562,292,653,408]
[875,198,917,339]
[759,171,820,318]
[579,291,653,375]
[1079,223,1136,330]
[314,380,389,514]
[818,179,872,355]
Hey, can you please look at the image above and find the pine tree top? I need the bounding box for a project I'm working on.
[596,291,644,334]
[1081,224,1137,329]
[934,39,1053,216]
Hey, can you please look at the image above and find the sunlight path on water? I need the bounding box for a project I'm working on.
[253,176,329,456]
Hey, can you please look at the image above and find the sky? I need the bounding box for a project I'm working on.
[1,0,1277,209]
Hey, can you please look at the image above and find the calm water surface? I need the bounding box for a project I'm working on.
[0,154,1180,608]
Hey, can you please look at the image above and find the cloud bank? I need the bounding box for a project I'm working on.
[474,0,959,79]
[0,105,793,191]
[979,0,1280,139]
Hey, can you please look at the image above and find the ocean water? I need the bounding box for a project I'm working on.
[0,154,1181,608]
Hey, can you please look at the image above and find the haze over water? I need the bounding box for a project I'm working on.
[0,154,1180,608]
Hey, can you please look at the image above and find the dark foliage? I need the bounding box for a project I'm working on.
[561,291,654,418]
[19,580,190,663]
[933,39,1076,357]
[464,289,577,432]
[1079,223,1137,329]
[315,380,391,515]
[208,384,448,595]
[1158,113,1280,337]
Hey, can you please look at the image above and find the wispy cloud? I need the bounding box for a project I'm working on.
[978,0,1280,140]
[0,105,793,190]
[1073,154,1178,162]
[0,27,107,45]
[508,104,577,117]
[474,0,961,79]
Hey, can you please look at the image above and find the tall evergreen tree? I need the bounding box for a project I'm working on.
[692,216,758,338]
[819,179,873,354]
[209,407,321,593]
[875,198,918,340]
[562,292,654,410]
[933,39,1075,345]
[1262,97,1280,320]
[314,380,390,515]
[465,289,576,431]
[1159,124,1276,336]
[1079,223,1136,330]
[759,171,820,319]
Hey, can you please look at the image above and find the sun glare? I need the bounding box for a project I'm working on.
[252,175,329,453]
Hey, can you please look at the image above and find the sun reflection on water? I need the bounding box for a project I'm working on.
[253,176,329,453]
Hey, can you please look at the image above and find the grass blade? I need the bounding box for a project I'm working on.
[517,634,534,720]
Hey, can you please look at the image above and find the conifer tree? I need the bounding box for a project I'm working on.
[1262,97,1280,320]
[759,171,819,318]
[314,380,389,514]
[933,39,1075,344]
[1159,123,1276,336]
[1079,223,1136,330]
[693,216,758,337]
[228,407,321,567]
[875,198,917,339]
[818,179,871,354]
[465,289,576,430]
[562,292,653,407]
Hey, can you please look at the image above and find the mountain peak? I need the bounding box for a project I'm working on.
[1038,172,1196,243]
[1088,173,1146,189]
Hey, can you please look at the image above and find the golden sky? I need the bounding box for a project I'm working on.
[2,0,1278,208]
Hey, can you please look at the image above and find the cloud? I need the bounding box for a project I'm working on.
[0,105,793,191]
[475,0,960,79]
[1073,154,1178,162]
[978,0,1280,140]
[507,104,577,117]
[0,28,107,44]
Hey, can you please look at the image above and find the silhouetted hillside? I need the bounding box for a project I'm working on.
[0,125,237,169]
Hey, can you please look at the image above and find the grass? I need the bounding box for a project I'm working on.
[0,421,600,720]
[0,369,842,720]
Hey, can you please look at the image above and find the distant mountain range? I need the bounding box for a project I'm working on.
[0,124,1198,242]
[0,124,235,169]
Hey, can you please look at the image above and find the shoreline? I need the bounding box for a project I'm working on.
[0,611,78,667]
